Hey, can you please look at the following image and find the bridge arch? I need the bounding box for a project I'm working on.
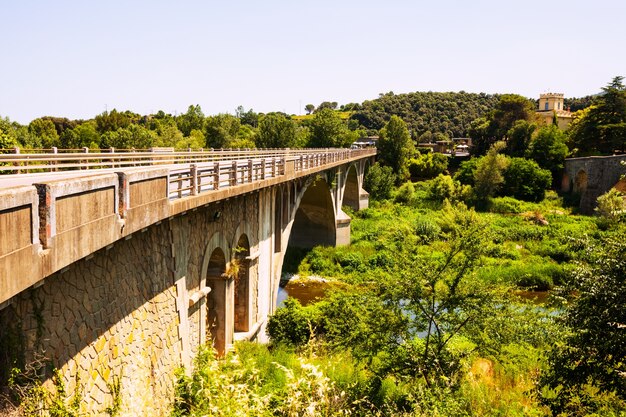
[201,232,230,355]
[288,176,337,249]
[232,231,252,333]
[574,169,588,194]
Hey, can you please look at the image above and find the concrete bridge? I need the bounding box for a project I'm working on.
[0,148,375,415]
[562,155,626,213]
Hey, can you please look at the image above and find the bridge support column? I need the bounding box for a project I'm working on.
[208,275,234,356]
[336,210,351,246]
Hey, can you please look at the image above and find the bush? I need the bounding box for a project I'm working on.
[500,158,551,202]
[267,298,319,346]
[408,152,449,179]
[393,181,415,204]
[364,163,395,200]
[595,188,626,228]
[488,196,525,214]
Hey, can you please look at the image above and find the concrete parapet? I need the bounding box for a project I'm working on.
[0,186,41,303]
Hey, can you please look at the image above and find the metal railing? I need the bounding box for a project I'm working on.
[0,147,374,175]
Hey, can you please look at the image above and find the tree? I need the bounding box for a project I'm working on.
[470,94,536,155]
[0,117,17,149]
[308,108,351,148]
[100,125,156,149]
[526,125,568,184]
[304,104,315,115]
[60,121,100,149]
[539,236,626,414]
[204,114,241,149]
[363,163,395,200]
[236,106,259,128]
[505,120,536,157]
[28,118,60,148]
[473,142,509,203]
[95,109,131,134]
[177,105,205,137]
[569,76,626,155]
[256,113,296,148]
[500,157,552,202]
[377,115,414,180]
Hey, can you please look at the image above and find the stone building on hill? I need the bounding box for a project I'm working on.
[536,92,573,130]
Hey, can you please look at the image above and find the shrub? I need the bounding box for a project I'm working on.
[393,181,415,204]
[267,298,318,346]
[501,157,551,202]
[408,152,449,179]
[488,196,525,214]
[595,188,626,228]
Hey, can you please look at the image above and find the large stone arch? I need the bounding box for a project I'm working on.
[288,176,337,249]
[201,232,230,355]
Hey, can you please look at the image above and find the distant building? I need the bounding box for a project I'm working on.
[351,136,378,149]
[536,93,573,130]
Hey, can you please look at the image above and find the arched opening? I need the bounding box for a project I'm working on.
[206,247,230,355]
[343,165,360,210]
[289,177,336,249]
[234,234,251,333]
[574,170,588,194]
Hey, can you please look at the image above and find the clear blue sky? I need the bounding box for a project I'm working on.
[1,0,624,124]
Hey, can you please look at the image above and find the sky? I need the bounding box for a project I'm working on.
[1,0,624,124]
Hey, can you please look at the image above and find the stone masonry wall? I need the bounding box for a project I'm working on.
[0,193,261,416]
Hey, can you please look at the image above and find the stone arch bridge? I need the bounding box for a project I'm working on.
[0,148,375,415]
[562,154,626,213]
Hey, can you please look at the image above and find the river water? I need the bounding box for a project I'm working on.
[278,276,550,307]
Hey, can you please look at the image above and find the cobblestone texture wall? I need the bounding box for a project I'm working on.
[0,193,261,416]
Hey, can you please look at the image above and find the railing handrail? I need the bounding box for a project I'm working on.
[0,147,376,174]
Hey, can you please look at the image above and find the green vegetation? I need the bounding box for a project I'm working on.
[173,172,625,415]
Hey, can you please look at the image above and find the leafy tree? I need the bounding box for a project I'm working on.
[236,105,259,128]
[539,236,626,414]
[204,114,241,149]
[453,157,479,187]
[470,94,536,156]
[363,163,395,200]
[28,118,60,148]
[505,119,536,157]
[526,125,569,183]
[100,124,156,149]
[60,121,100,149]
[175,129,205,150]
[316,101,338,112]
[377,115,415,180]
[95,109,132,134]
[500,157,552,202]
[473,142,509,203]
[0,117,18,149]
[256,113,296,148]
[569,76,626,155]
[307,108,351,148]
[304,104,315,115]
[177,105,205,137]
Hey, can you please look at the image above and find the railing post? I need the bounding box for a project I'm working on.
[13,147,21,174]
[81,146,89,170]
[52,147,58,172]
[272,158,277,177]
[109,147,115,168]
[214,162,221,190]
[260,158,266,179]
[231,160,238,185]
[248,159,253,183]
[190,164,198,196]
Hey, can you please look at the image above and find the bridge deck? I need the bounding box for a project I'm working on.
[0,148,375,306]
